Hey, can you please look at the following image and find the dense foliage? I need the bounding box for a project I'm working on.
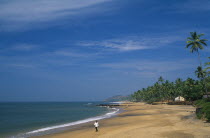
[205,57,210,75]
[195,99,210,122]
[131,77,209,103]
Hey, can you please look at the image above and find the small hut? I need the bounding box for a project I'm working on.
[203,92,210,99]
[175,96,185,102]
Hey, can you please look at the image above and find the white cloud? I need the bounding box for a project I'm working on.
[0,0,114,31]
[78,35,181,52]
[79,39,149,51]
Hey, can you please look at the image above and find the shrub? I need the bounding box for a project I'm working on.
[196,110,203,119]
[195,99,208,107]
[195,99,210,121]
[201,102,210,122]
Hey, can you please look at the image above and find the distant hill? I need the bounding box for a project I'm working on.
[104,95,132,102]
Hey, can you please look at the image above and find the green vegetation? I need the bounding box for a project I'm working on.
[131,77,205,103]
[195,99,210,122]
[205,57,210,75]
[186,32,208,93]
[131,31,210,121]
[195,66,208,94]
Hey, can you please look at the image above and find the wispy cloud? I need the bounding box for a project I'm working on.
[0,46,97,70]
[0,43,40,55]
[52,50,93,58]
[100,59,197,78]
[0,0,114,31]
[7,63,37,68]
[78,35,181,52]
[0,43,39,54]
[10,44,38,51]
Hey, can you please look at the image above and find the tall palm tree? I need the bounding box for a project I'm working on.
[186,32,208,67]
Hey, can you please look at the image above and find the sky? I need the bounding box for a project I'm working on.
[0,0,210,101]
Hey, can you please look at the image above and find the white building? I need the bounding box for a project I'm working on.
[175,96,185,102]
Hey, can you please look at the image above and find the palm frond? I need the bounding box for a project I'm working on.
[186,40,193,43]
[190,48,195,53]
[200,41,207,46]
[186,43,193,48]
[187,37,193,40]
[186,32,208,56]
[190,32,196,39]
[193,32,197,39]
[190,32,194,35]
[190,46,198,53]
[200,39,208,41]
[195,42,204,49]
[198,33,205,37]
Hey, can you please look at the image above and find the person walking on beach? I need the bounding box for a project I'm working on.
[94,120,99,132]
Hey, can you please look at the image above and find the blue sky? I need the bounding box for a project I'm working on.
[0,0,210,101]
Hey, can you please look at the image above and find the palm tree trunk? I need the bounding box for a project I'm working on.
[197,51,208,94]
[197,51,202,67]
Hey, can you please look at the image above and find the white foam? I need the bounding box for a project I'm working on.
[26,108,119,135]
[110,101,125,104]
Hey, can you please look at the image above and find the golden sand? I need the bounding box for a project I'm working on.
[36,102,210,138]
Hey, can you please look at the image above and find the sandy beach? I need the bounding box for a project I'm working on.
[36,102,210,138]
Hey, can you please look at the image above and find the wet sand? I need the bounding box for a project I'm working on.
[36,102,210,138]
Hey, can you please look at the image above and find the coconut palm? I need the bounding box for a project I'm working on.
[195,66,206,79]
[195,66,208,94]
[158,76,164,84]
[175,78,184,96]
[186,32,208,67]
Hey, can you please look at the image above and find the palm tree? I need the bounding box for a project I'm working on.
[195,66,206,79]
[186,32,208,67]
[184,78,196,101]
[158,76,164,84]
[195,66,208,94]
[175,78,183,96]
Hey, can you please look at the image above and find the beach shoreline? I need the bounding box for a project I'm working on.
[14,103,122,138]
[34,102,210,138]
[1,102,121,138]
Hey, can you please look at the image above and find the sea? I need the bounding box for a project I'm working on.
[0,102,120,138]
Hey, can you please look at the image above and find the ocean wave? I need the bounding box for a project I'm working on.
[18,108,119,137]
